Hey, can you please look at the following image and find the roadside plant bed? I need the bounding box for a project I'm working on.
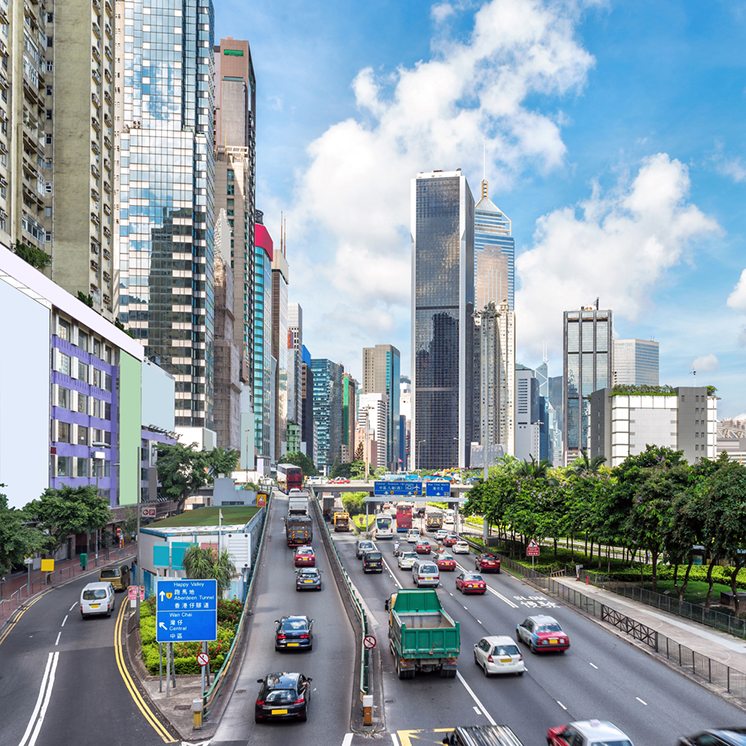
[139,597,242,675]
[352,515,374,532]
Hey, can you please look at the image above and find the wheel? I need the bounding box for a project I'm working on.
[299,709,308,722]
[482,660,489,677]
[517,671,525,676]
[473,651,479,665]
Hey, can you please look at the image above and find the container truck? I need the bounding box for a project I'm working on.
[288,491,310,516]
[286,514,313,547]
[425,511,444,531]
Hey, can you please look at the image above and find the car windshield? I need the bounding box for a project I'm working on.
[265,689,296,704]
[538,623,563,633]
[100,569,118,578]
[495,644,520,656]
[297,548,313,555]
[298,569,318,576]
[365,552,382,561]
[440,555,454,561]
[82,589,107,600]
[466,574,483,581]
[419,564,437,573]
[281,618,308,630]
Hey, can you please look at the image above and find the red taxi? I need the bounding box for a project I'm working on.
[516,615,570,654]
[415,539,433,554]
[436,553,457,571]
[455,572,487,594]
[441,534,459,547]
[293,545,316,567]
[475,553,501,573]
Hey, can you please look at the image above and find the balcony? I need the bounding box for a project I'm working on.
[92,23,101,39]
[90,164,100,179]
[91,92,101,109]
[90,260,99,272]
[91,45,101,63]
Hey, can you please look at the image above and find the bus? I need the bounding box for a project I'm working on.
[277,463,303,493]
[375,514,394,539]
[395,504,413,533]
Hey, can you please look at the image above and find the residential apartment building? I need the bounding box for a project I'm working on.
[590,386,717,466]
[613,338,659,386]
[362,344,400,469]
[411,169,474,470]
[300,345,315,462]
[287,303,303,441]
[115,0,216,430]
[311,358,343,472]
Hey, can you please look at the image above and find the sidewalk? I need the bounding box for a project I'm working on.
[0,543,136,626]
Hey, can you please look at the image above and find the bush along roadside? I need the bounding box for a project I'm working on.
[139,597,242,675]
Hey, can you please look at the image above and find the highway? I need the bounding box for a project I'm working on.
[330,527,745,746]
[211,492,355,746]
[0,567,171,746]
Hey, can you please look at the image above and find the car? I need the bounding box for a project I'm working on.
[473,635,525,677]
[436,553,457,571]
[99,564,130,591]
[355,539,376,558]
[516,615,569,653]
[677,729,746,746]
[547,720,633,745]
[295,567,322,591]
[406,528,421,544]
[255,672,312,723]
[275,615,314,651]
[80,581,116,618]
[415,539,433,554]
[455,572,486,594]
[452,540,470,555]
[362,549,383,573]
[442,724,524,746]
[294,546,316,567]
[435,528,449,541]
[475,553,501,573]
[442,533,459,547]
[397,551,418,569]
[412,560,440,587]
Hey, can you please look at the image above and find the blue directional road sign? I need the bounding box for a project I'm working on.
[374,480,422,497]
[425,480,451,498]
[156,578,217,643]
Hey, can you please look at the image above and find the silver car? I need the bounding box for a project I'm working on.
[397,551,418,569]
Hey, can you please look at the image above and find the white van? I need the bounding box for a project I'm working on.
[80,581,116,618]
[443,509,455,525]
[412,560,440,588]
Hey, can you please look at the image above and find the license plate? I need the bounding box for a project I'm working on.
[549,639,558,644]
[271,709,288,715]
[499,657,512,663]
[287,642,300,647]
[90,604,100,608]
[304,579,314,583]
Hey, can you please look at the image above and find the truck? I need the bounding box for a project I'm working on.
[277,463,303,492]
[286,514,313,547]
[395,504,413,533]
[425,511,444,532]
[332,511,350,532]
[384,588,460,679]
[288,491,310,516]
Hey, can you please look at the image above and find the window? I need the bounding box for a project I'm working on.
[91,398,102,418]
[57,387,70,408]
[104,373,112,391]
[77,426,89,446]
[76,458,88,478]
[93,339,101,357]
[78,330,89,352]
[92,367,102,388]
[56,456,71,477]
[57,318,71,340]
[78,360,89,382]
[57,421,71,443]
[77,393,88,414]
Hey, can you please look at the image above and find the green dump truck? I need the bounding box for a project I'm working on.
[385,588,460,679]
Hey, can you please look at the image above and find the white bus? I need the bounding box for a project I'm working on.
[375,514,395,539]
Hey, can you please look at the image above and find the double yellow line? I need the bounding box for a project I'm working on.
[113,601,176,743]
[0,589,52,646]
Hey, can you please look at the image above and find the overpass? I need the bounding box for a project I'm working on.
[307,480,473,502]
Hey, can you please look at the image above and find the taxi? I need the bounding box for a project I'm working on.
[455,572,487,594]
[415,539,433,554]
[475,553,501,573]
[293,546,316,567]
[436,553,457,571]
[516,615,570,653]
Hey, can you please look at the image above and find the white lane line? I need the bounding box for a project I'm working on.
[589,661,598,669]
[60,615,68,627]
[477,619,482,625]
[463,605,468,610]
[381,556,402,590]
[29,651,59,746]
[456,671,496,725]
[391,734,400,746]
[456,562,519,608]
[19,651,59,746]
[557,700,567,710]
[54,632,61,646]
[473,705,481,714]
[68,602,76,612]
[342,733,354,746]
[636,697,648,706]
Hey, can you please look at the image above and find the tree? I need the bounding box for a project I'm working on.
[0,489,45,577]
[342,492,367,516]
[14,240,51,270]
[182,546,237,596]
[330,461,353,479]
[279,451,318,477]
[354,442,364,461]
[207,447,239,477]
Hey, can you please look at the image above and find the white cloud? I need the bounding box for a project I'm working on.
[727,269,746,311]
[691,353,719,373]
[287,0,597,374]
[432,2,457,24]
[715,156,746,183]
[516,153,719,358]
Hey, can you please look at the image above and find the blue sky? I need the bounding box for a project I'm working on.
[217,0,746,417]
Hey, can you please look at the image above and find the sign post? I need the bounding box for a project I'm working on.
[526,539,540,570]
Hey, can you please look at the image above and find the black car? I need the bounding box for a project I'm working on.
[255,672,312,723]
[362,550,383,573]
[678,729,746,746]
[295,567,322,591]
[275,615,314,651]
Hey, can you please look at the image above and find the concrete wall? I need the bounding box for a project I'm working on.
[119,352,142,505]
[142,359,176,432]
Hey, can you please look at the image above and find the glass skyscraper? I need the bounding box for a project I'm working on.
[116,0,215,429]
[613,338,660,386]
[311,359,343,472]
[411,170,474,470]
[362,344,401,470]
[254,211,273,459]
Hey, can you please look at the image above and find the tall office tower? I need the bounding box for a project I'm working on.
[399,376,412,469]
[311,358,343,472]
[300,345,315,461]
[563,306,613,464]
[213,209,241,449]
[362,344,401,470]
[474,178,515,311]
[116,0,215,430]
[411,169,474,470]
[2,1,52,257]
[48,1,116,317]
[271,222,289,458]
[358,392,389,469]
[287,303,303,437]
[341,372,357,462]
[613,338,659,386]
[213,37,255,387]
[548,374,563,466]
[515,365,541,461]
[253,210,273,459]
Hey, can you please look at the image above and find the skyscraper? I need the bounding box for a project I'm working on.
[311,358,343,472]
[116,0,215,430]
[358,392,388,469]
[411,169,474,469]
[253,210,273,459]
[300,345,315,462]
[563,306,613,464]
[515,365,541,461]
[341,372,357,462]
[287,303,303,438]
[362,344,400,470]
[613,338,659,386]
[271,224,289,458]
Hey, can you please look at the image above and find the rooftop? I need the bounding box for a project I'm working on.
[150,506,259,528]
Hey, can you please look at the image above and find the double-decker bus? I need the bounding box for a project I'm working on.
[395,504,413,533]
[375,514,394,539]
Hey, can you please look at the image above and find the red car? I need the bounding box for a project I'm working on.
[442,534,458,547]
[516,615,570,654]
[436,554,457,571]
[455,572,486,594]
[294,546,316,567]
[475,553,501,573]
[415,539,433,554]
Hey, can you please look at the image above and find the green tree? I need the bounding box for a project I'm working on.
[182,545,237,596]
[330,461,353,479]
[207,447,239,477]
[349,460,367,480]
[14,240,51,270]
[341,492,367,516]
[156,443,211,509]
[279,451,318,477]
[0,489,45,577]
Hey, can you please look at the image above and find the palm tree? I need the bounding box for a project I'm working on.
[182,546,237,596]
[570,451,606,476]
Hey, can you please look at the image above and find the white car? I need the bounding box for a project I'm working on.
[80,581,116,619]
[547,720,634,746]
[452,540,470,554]
[435,528,449,541]
[397,551,418,569]
[473,635,526,676]
[406,528,420,543]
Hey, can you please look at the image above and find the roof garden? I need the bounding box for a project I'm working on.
[150,506,260,528]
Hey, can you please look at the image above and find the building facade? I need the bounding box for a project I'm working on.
[362,344,400,469]
[358,392,388,469]
[562,307,613,464]
[271,226,289,459]
[300,345,315,462]
[590,386,717,466]
[341,372,357,463]
[287,302,303,444]
[613,338,659,386]
[514,366,541,461]
[115,0,216,430]
[411,169,474,470]
[253,212,272,460]
[311,358,343,472]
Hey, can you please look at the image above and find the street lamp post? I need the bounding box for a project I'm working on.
[416,439,426,472]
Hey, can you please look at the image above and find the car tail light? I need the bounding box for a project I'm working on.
[256,699,265,706]
[277,633,286,640]
[487,654,494,663]
[294,695,305,704]
[299,633,310,639]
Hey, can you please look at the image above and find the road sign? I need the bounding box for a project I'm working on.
[40,559,55,572]
[256,491,268,507]
[197,651,210,667]
[141,506,157,519]
[526,540,540,557]
[363,635,377,649]
[374,480,422,497]
[425,481,451,498]
[156,578,218,643]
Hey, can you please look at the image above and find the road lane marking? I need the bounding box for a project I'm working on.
[391,734,400,745]
[589,662,598,669]
[477,619,482,624]
[456,671,496,725]
[54,632,61,646]
[455,562,519,608]
[473,705,481,714]
[68,602,76,612]
[19,650,59,746]
[381,556,402,589]
[557,700,567,710]
[636,697,648,706]
[60,615,68,627]
[342,734,353,746]
[28,651,59,746]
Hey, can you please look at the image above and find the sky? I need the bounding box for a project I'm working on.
[216,0,746,418]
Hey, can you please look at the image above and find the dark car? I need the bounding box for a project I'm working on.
[475,553,501,573]
[275,615,314,651]
[362,550,383,573]
[677,729,746,746]
[255,672,312,723]
[295,567,322,591]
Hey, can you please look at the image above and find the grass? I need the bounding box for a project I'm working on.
[150,506,260,528]
[642,578,734,605]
